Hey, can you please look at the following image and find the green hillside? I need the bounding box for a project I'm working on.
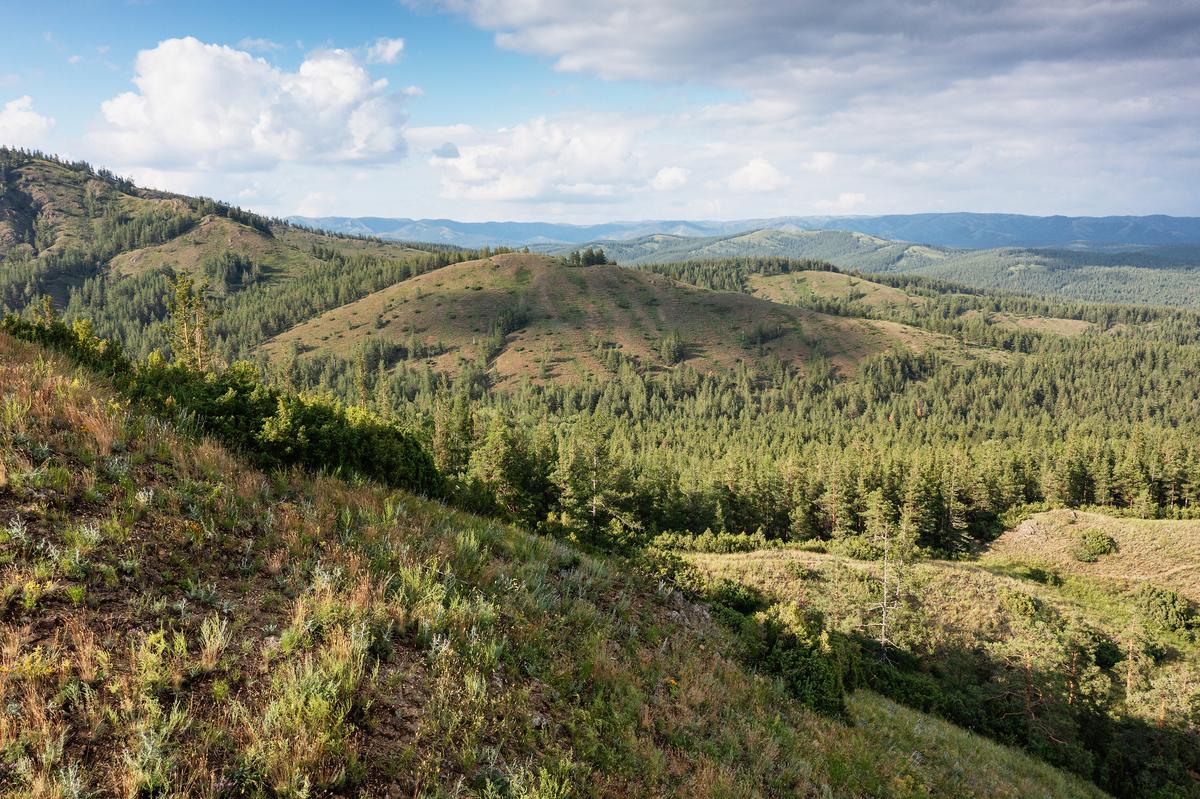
[5,151,1200,798]
[0,148,473,363]
[0,328,1118,798]
[680,508,1200,798]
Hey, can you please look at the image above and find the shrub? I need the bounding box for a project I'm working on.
[1,315,443,497]
[705,578,768,615]
[1135,584,1195,635]
[1072,528,1117,562]
[829,534,883,560]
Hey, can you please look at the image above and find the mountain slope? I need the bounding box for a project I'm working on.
[683,518,1200,799]
[264,252,989,386]
[0,329,1113,798]
[0,149,439,312]
[549,228,950,271]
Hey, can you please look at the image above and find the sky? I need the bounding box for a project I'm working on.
[0,0,1197,222]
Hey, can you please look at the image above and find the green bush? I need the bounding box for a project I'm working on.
[1135,584,1195,635]
[1072,528,1117,563]
[705,577,768,615]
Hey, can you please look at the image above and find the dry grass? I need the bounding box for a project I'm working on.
[749,270,926,312]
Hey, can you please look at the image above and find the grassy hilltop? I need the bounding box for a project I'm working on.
[265,252,984,386]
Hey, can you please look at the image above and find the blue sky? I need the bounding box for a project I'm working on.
[1,0,1197,221]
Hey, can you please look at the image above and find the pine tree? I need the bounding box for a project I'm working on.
[431,393,474,476]
[168,274,211,371]
[553,419,638,548]
[468,418,533,523]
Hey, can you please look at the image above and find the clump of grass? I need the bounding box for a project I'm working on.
[199,614,231,672]
[244,624,370,795]
[120,700,191,798]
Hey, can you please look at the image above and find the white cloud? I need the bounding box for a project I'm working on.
[803,151,836,173]
[0,96,54,147]
[407,124,475,149]
[728,158,788,193]
[650,166,688,191]
[367,37,405,64]
[90,37,407,171]
[431,117,640,201]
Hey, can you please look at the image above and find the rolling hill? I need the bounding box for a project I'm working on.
[747,269,1097,336]
[264,252,990,386]
[0,148,441,311]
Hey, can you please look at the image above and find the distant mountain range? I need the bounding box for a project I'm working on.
[288,212,1200,250]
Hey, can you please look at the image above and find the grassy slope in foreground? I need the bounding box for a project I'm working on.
[265,252,987,386]
[0,331,1107,798]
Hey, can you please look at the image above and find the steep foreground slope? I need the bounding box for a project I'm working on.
[265,252,985,385]
[0,331,1108,798]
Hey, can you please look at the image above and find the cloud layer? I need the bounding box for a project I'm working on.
[427,117,642,201]
[410,0,1200,216]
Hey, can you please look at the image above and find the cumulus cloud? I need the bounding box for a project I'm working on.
[728,158,788,193]
[650,166,689,191]
[432,142,460,158]
[367,37,405,64]
[430,117,640,201]
[90,37,407,171]
[0,96,54,147]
